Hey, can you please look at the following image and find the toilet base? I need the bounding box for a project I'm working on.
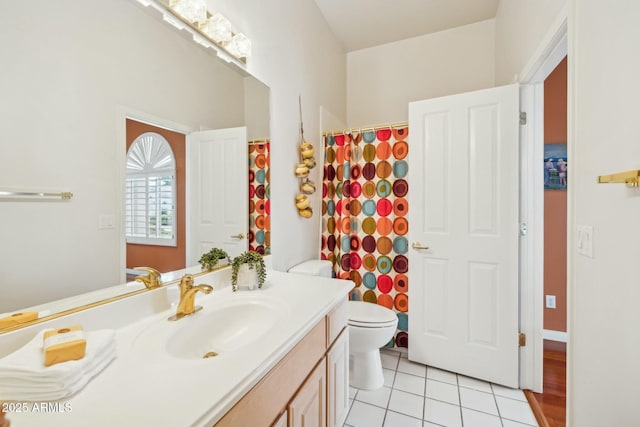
[349,350,384,390]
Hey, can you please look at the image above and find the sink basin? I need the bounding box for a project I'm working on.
[133,293,290,360]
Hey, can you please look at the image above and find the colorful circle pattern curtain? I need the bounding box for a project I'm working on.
[321,127,409,348]
[249,140,270,254]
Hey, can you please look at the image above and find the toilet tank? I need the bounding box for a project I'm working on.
[288,260,333,278]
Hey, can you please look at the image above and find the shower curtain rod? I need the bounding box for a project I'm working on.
[322,121,408,137]
[248,138,269,145]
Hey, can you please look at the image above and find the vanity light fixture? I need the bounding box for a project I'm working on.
[134,0,252,62]
[199,12,233,43]
[162,0,252,62]
[169,0,207,24]
[225,33,252,59]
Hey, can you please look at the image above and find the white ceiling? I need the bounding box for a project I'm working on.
[314,0,500,52]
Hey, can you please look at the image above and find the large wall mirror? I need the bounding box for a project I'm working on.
[0,0,270,329]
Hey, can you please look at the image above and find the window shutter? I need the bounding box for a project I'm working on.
[125,133,177,246]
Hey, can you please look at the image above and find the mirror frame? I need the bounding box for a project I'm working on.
[0,265,230,335]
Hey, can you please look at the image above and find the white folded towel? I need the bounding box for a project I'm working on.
[0,328,117,401]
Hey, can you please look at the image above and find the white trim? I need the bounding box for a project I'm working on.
[543,329,568,343]
[516,13,568,394]
[116,106,194,282]
[518,83,545,393]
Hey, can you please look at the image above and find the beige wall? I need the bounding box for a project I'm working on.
[346,20,495,127]
[494,0,567,85]
[569,1,640,425]
[212,0,347,272]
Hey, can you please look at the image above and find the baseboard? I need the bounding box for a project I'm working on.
[543,329,567,342]
[524,390,551,427]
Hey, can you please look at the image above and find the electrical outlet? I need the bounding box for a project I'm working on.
[546,295,556,309]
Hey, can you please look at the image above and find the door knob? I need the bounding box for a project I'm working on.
[412,242,430,250]
[230,233,245,239]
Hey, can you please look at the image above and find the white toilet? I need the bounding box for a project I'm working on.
[288,260,399,390]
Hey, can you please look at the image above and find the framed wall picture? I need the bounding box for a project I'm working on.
[544,143,567,190]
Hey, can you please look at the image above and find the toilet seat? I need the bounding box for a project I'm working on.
[348,301,398,328]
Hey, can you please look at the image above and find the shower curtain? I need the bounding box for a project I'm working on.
[249,140,270,254]
[321,127,409,348]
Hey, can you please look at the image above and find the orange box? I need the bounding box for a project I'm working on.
[0,312,38,329]
[43,326,86,367]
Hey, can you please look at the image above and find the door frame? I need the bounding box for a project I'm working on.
[517,9,568,392]
[116,107,194,281]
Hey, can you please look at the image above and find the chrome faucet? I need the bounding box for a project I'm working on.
[134,266,162,289]
[168,274,213,321]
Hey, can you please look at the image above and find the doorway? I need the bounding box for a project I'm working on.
[529,56,568,427]
[517,17,568,426]
[125,119,187,276]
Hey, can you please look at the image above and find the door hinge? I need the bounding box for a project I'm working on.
[520,223,528,236]
[518,333,526,347]
[520,112,527,125]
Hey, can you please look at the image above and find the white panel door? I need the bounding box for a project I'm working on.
[187,127,247,264]
[408,85,520,387]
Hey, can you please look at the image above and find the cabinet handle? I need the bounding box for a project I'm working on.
[412,242,430,250]
[230,233,245,239]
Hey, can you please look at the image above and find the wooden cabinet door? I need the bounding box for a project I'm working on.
[326,329,349,427]
[272,410,287,427]
[289,358,327,427]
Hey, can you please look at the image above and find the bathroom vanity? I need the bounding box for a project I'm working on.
[0,270,352,427]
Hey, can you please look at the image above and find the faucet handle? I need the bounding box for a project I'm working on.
[178,274,194,297]
[134,266,162,289]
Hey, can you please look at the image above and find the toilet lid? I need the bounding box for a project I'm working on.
[348,301,398,328]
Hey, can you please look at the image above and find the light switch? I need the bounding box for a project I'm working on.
[98,214,115,230]
[576,225,594,258]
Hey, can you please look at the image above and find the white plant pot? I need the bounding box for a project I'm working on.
[236,264,258,290]
[202,258,228,271]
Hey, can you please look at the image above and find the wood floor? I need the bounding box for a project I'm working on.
[525,340,567,427]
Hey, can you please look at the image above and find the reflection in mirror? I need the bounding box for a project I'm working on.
[0,0,270,329]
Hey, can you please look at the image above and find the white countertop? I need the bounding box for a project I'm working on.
[5,271,352,427]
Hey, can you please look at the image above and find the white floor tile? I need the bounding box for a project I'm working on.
[355,386,391,408]
[393,372,426,396]
[425,379,460,405]
[383,410,422,427]
[383,368,395,387]
[496,396,538,425]
[423,398,462,427]
[459,387,498,416]
[426,366,458,385]
[381,352,400,370]
[491,383,527,401]
[398,358,427,377]
[388,389,424,419]
[349,387,358,399]
[458,375,493,393]
[345,350,539,427]
[345,401,386,427]
[502,418,539,427]
[462,408,503,427]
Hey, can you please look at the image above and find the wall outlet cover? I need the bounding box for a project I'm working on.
[545,295,556,309]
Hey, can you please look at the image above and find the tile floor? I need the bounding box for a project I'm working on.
[343,348,538,427]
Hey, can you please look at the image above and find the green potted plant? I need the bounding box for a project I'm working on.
[231,251,267,291]
[199,247,230,271]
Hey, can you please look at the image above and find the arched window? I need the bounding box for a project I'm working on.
[125,132,176,246]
